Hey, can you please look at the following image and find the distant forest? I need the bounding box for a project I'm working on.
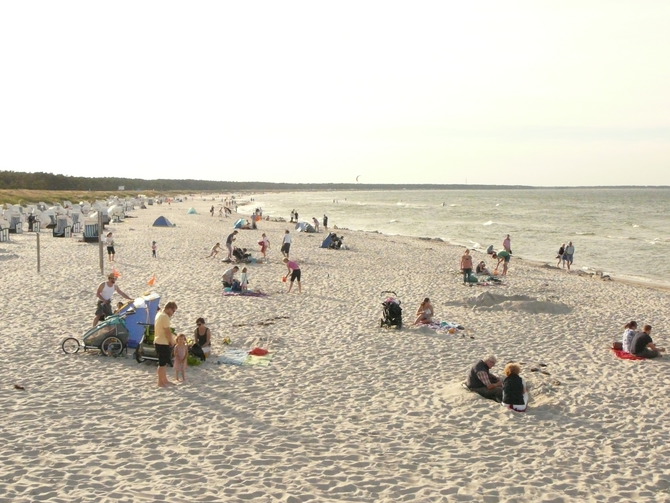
[2,170,662,192]
[0,170,529,192]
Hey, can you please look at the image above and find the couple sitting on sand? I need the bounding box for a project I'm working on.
[620,321,665,358]
[465,356,529,412]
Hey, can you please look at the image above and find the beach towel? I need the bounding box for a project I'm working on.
[222,288,268,297]
[216,349,275,366]
[415,320,465,334]
[612,349,645,361]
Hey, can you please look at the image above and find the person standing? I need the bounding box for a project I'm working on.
[151,241,158,258]
[225,230,238,261]
[105,232,115,262]
[556,243,565,268]
[465,355,503,402]
[93,273,133,326]
[283,257,302,293]
[460,249,474,284]
[494,250,511,276]
[154,301,177,387]
[210,205,215,217]
[258,233,270,261]
[312,217,320,232]
[564,241,575,270]
[503,234,512,254]
[323,214,328,231]
[281,230,292,258]
[173,334,188,382]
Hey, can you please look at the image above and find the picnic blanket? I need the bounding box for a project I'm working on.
[216,348,275,366]
[222,288,268,297]
[612,348,645,361]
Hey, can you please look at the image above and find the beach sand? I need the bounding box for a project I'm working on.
[2,198,670,502]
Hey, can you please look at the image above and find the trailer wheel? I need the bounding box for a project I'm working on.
[61,338,80,354]
[101,336,124,357]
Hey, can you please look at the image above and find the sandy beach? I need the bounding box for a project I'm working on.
[2,197,670,503]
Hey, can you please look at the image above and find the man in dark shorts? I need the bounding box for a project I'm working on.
[465,356,503,402]
[154,301,177,387]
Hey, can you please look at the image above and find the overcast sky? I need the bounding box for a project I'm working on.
[1,1,669,186]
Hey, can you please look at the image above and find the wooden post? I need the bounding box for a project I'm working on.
[98,212,104,274]
[36,232,41,273]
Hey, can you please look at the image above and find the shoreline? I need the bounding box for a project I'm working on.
[344,226,670,294]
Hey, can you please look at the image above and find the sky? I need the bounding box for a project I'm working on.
[1,1,669,186]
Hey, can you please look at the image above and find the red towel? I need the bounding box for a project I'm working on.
[612,349,645,360]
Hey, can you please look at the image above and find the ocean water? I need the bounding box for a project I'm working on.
[238,188,670,285]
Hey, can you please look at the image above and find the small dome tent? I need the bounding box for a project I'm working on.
[153,216,176,227]
[187,207,198,215]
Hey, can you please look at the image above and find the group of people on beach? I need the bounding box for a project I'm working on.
[458,235,513,284]
[211,227,303,294]
[465,356,529,412]
[556,242,575,270]
[620,321,665,358]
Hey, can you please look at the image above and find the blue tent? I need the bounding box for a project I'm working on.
[321,234,334,248]
[234,219,247,229]
[152,216,175,227]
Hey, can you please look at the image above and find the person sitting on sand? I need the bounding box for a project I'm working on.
[630,324,665,359]
[208,242,221,258]
[414,297,434,325]
[465,355,503,402]
[475,260,491,275]
[622,320,638,353]
[193,317,212,360]
[502,363,529,412]
[222,266,239,288]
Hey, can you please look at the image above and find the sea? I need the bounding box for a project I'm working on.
[237,188,670,287]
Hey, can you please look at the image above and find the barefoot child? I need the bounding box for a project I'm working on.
[173,334,188,382]
[240,267,250,291]
[208,242,221,258]
[151,241,158,258]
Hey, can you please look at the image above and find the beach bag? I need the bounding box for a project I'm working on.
[231,280,241,292]
[249,347,269,356]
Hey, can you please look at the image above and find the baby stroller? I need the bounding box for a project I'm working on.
[380,291,402,329]
[232,246,251,262]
